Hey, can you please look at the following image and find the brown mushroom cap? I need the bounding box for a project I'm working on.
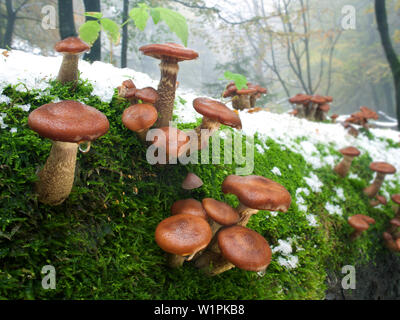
[319,104,330,112]
[182,172,203,190]
[376,195,387,205]
[139,43,199,62]
[217,225,272,272]
[122,79,136,89]
[390,218,400,228]
[236,87,258,95]
[289,94,311,104]
[170,199,207,220]
[369,162,397,174]
[391,194,400,205]
[348,214,376,231]
[135,87,159,104]
[28,100,109,143]
[325,96,333,103]
[331,114,339,119]
[202,198,240,226]
[122,104,158,133]
[193,97,242,129]
[155,214,212,256]
[54,37,90,54]
[339,146,361,157]
[151,127,190,158]
[222,175,292,212]
[310,95,327,105]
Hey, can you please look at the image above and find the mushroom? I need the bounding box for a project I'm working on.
[134,87,159,106]
[345,106,379,129]
[122,103,158,142]
[387,218,400,234]
[383,232,400,252]
[202,225,272,276]
[288,94,311,119]
[309,95,327,121]
[155,213,212,268]
[331,114,339,124]
[181,172,203,190]
[54,37,90,84]
[118,79,137,104]
[369,195,387,207]
[170,199,208,220]
[139,43,199,127]
[202,198,240,235]
[192,97,242,150]
[347,214,376,241]
[363,162,397,198]
[333,146,361,178]
[392,194,400,218]
[221,175,292,227]
[28,100,109,205]
[231,86,258,110]
[249,85,267,108]
[315,103,330,122]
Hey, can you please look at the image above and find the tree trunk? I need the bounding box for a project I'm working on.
[375,0,400,130]
[121,0,129,68]
[58,0,77,39]
[3,0,16,48]
[83,0,101,62]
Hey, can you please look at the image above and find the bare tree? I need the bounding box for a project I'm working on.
[1,0,30,48]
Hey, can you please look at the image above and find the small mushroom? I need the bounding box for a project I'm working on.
[347,214,375,241]
[288,94,311,119]
[369,195,387,207]
[181,172,203,190]
[333,146,361,178]
[232,87,258,110]
[170,199,208,220]
[221,175,291,227]
[391,194,400,218]
[155,214,212,268]
[28,100,109,205]
[363,162,397,198]
[387,218,400,234]
[118,79,137,103]
[139,43,199,127]
[383,232,400,252]
[203,225,272,276]
[331,114,339,124]
[122,103,158,141]
[192,97,242,150]
[202,198,240,235]
[134,87,159,106]
[54,37,90,84]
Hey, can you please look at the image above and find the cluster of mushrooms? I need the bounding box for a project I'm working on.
[345,106,379,130]
[334,146,400,251]
[155,174,292,276]
[222,82,267,111]
[288,93,333,122]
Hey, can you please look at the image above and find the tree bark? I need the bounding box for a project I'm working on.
[120,0,129,68]
[58,0,77,39]
[375,0,400,130]
[83,0,101,62]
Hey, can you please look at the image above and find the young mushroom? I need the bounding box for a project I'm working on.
[139,43,199,127]
[333,146,361,178]
[54,37,90,84]
[221,175,292,227]
[202,225,272,276]
[118,79,137,104]
[347,214,376,241]
[192,97,242,150]
[122,103,158,142]
[28,100,109,205]
[370,195,387,207]
[155,213,212,268]
[181,172,203,190]
[363,162,397,198]
[170,199,208,220]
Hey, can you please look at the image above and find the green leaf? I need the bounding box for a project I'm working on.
[84,12,103,19]
[100,18,120,45]
[79,21,102,46]
[223,71,248,90]
[156,7,188,46]
[129,7,149,31]
[150,8,161,25]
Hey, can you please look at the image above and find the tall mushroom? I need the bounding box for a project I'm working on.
[155,213,212,268]
[363,162,396,198]
[28,100,109,205]
[221,175,292,227]
[192,97,242,150]
[122,103,158,142]
[333,146,361,178]
[347,214,375,241]
[139,43,199,127]
[54,37,90,84]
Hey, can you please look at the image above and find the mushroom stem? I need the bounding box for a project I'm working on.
[334,155,355,178]
[36,141,78,205]
[57,53,80,84]
[137,129,148,142]
[236,203,259,227]
[364,172,386,198]
[194,117,221,150]
[194,231,221,269]
[232,95,251,110]
[154,59,179,128]
[167,253,186,268]
[204,255,235,276]
[350,230,363,241]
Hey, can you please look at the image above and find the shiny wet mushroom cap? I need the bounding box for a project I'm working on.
[139,42,199,61]
[54,37,90,54]
[218,225,272,272]
[340,146,361,157]
[369,162,397,174]
[122,104,158,133]
[28,100,109,143]
[202,198,240,226]
[170,199,207,220]
[155,214,212,256]
[134,87,159,104]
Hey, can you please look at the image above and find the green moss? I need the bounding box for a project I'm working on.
[0,79,399,300]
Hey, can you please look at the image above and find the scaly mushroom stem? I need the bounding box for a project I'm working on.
[236,203,259,227]
[36,141,78,205]
[364,172,386,198]
[194,117,221,150]
[154,59,179,128]
[57,53,80,84]
[334,155,355,178]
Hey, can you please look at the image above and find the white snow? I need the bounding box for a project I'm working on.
[325,202,343,216]
[271,239,299,269]
[271,167,282,176]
